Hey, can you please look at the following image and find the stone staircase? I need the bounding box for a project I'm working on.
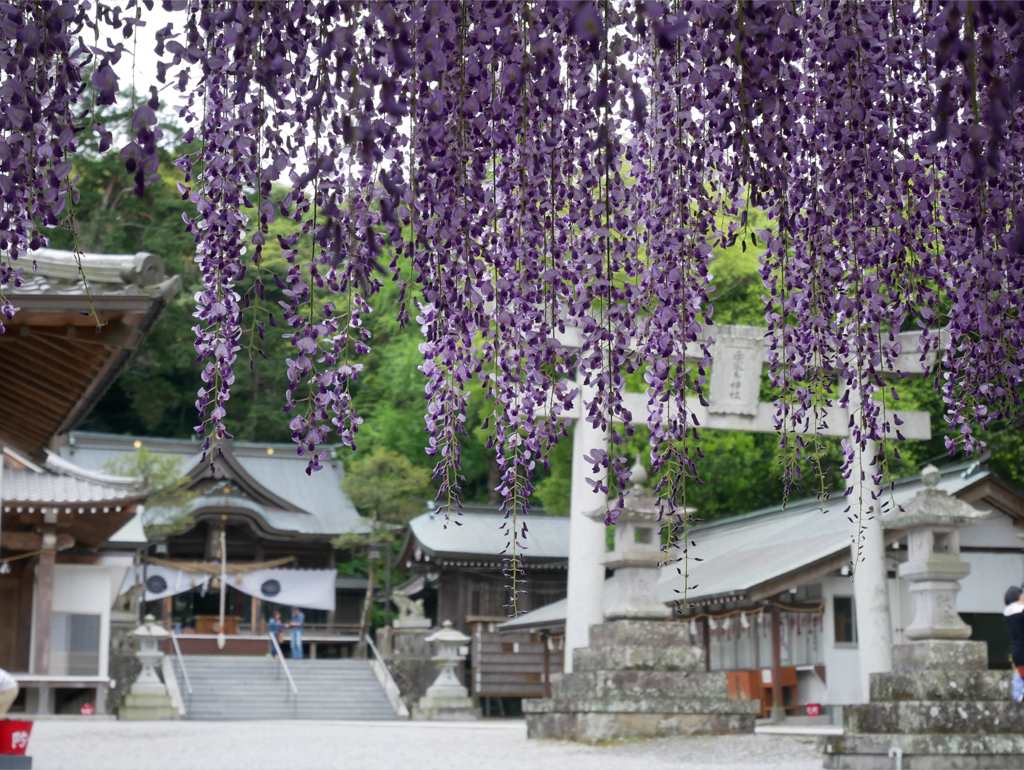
[169,656,404,720]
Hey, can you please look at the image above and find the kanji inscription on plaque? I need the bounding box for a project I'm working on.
[708,338,762,417]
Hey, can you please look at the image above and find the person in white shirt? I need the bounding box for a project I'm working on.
[0,667,18,717]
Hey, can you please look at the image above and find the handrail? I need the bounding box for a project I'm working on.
[366,633,410,718]
[170,631,192,695]
[269,631,299,696]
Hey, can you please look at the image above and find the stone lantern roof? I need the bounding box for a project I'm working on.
[424,619,470,646]
[883,464,989,530]
[585,454,694,523]
[129,614,171,640]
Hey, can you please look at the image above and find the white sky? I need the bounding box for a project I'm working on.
[108,5,181,97]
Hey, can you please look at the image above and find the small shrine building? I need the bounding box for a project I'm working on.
[0,248,180,714]
[61,431,370,655]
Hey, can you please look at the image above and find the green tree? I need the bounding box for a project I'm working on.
[101,446,197,536]
[334,447,432,656]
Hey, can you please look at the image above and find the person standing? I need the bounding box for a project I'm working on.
[267,611,283,658]
[0,666,19,717]
[1003,586,1024,703]
[290,607,305,660]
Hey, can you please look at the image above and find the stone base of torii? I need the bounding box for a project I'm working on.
[556,324,935,705]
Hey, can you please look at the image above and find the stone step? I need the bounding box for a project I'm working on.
[524,696,760,716]
[171,657,401,720]
[821,732,1024,769]
[572,644,704,672]
[890,640,988,673]
[550,670,729,700]
[870,671,1011,702]
[844,701,1024,735]
[588,620,694,649]
[526,710,755,743]
[186,707,397,717]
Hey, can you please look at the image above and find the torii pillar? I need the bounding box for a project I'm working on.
[564,376,609,671]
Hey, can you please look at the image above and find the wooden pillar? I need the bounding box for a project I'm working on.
[325,548,335,626]
[771,605,783,720]
[541,632,551,698]
[162,596,173,625]
[251,596,262,634]
[701,616,711,672]
[16,557,36,670]
[33,527,57,675]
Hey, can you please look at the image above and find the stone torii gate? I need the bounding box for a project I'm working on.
[554,324,935,700]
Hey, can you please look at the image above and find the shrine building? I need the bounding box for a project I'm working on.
[396,505,570,713]
[60,431,370,655]
[0,248,179,714]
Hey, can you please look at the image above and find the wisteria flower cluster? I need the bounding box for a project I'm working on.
[3,1,1024,587]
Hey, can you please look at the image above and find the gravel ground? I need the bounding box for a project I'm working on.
[26,719,823,770]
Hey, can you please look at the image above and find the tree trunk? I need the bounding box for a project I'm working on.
[487,457,501,504]
[355,557,377,659]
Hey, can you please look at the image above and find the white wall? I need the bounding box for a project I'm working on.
[960,552,1024,613]
[99,555,135,606]
[821,576,862,705]
[52,565,117,679]
[959,511,1017,548]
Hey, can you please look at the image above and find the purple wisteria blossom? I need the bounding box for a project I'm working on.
[3,1,1024,598]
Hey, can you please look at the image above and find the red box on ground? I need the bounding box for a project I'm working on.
[0,720,32,755]
[80,703,94,717]
[804,703,821,717]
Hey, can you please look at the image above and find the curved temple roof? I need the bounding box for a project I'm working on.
[60,432,365,538]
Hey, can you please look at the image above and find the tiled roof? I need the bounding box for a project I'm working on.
[60,432,365,537]
[408,505,569,561]
[9,248,179,300]
[2,449,144,509]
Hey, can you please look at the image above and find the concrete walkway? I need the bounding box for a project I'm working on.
[26,719,823,770]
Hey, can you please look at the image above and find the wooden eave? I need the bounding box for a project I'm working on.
[0,289,174,454]
[2,498,142,550]
[165,508,332,544]
[954,475,1024,523]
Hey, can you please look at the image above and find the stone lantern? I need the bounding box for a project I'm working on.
[412,620,481,720]
[821,464,1017,769]
[119,614,178,720]
[884,464,987,640]
[588,454,672,620]
[525,455,758,741]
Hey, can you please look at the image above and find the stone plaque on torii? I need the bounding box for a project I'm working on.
[551,323,935,700]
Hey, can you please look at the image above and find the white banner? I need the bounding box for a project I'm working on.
[118,565,211,602]
[230,568,336,611]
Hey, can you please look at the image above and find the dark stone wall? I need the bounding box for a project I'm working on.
[107,611,141,714]
[376,626,440,710]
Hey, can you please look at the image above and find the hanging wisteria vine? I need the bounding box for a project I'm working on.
[3,1,1024,583]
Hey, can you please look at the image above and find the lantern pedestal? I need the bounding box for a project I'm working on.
[524,619,758,742]
[823,466,1024,768]
[118,615,178,721]
[412,621,480,721]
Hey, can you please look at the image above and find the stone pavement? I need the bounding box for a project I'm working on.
[26,718,822,770]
